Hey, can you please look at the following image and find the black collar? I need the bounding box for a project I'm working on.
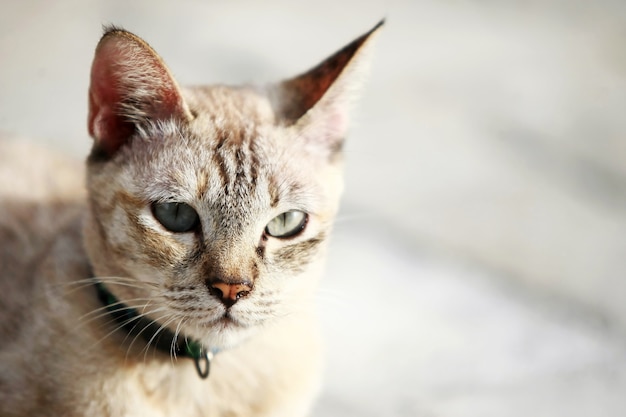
[94,280,212,379]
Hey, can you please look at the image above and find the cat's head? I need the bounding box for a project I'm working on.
[83,23,382,349]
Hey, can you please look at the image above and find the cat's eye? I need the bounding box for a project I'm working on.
[265,210,308,238]
[152,202,199,233]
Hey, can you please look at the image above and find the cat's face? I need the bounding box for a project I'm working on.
[84,25,380,348]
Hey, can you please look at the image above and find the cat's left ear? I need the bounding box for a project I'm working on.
[271,20,384,154]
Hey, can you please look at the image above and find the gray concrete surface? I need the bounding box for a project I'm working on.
[1,0,625,415]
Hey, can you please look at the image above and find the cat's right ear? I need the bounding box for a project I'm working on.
[88,26,192,157]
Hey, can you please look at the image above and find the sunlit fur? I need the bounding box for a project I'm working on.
[0,22,381,417]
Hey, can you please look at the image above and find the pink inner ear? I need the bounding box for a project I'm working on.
[87,30,190,157]
[88,54,135,155]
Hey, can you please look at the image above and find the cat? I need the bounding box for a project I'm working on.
[0,20,382,417]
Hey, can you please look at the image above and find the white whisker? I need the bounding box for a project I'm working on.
[89,306,167,352]
[78,297,155,322]
[170,317,187,363]
[123,308,173,359]
[141,314,180,363]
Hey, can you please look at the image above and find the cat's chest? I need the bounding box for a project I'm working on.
[99,364,214,417]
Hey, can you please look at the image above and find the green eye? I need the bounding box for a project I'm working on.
[265,211,308,238]
[152,202,199,233]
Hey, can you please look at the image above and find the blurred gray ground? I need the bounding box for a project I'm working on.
[1,0,626,415]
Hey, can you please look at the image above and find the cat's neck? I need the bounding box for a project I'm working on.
[93,280,215,379]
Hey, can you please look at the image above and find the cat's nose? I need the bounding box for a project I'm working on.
[207,279,252,307]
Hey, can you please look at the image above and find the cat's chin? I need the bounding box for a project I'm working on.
[189,315,261,350]
[197,324,257,350]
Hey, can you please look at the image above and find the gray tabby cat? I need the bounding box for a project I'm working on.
[0,21,382,416]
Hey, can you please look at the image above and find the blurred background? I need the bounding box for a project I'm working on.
[1,0,625,415]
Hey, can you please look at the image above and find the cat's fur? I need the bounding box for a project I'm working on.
[0,21,381,417]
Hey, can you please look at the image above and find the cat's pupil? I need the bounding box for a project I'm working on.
[152,202,199,233]
[265,211,308,238]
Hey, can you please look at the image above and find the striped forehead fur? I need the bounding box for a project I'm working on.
[119,112,327,219]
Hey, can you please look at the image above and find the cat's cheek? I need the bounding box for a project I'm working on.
[260,240,327,308]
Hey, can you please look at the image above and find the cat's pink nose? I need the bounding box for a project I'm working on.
[208,280,252,307]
